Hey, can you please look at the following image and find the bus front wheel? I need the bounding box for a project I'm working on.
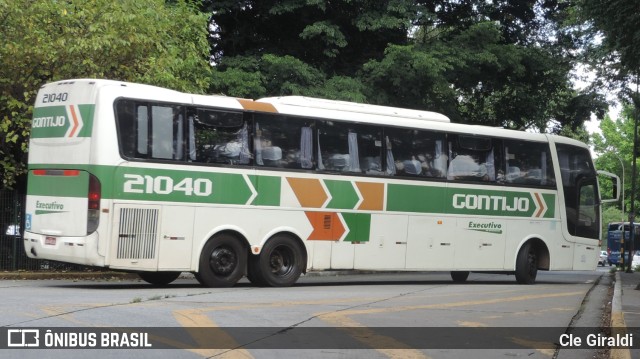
[138,271,181,286]
[249,235,304,287]
[198,233,247,287]
[515,242,538,284]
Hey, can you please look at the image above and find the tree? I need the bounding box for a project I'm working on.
[580,0,640,95]
[593,105,637,214]
[208,0,605,134]
[0,0,212,189]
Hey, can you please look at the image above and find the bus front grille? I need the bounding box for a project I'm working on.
[116,208,159,260]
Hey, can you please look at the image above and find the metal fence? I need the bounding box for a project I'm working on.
[0,189,89,271]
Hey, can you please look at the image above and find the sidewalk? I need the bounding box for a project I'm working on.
[613,271,640,359]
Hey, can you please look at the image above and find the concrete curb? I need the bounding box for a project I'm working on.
[611,271,631,359]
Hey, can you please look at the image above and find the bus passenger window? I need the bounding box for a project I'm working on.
[503,139,555,187]
[385,128,446,178]
[191,109,250,165]
[447,135,499,183]
[317,121,382,174]
[115,100,184,161]
[254,114,314,169]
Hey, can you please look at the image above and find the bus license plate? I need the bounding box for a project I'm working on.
[45,237,56,245]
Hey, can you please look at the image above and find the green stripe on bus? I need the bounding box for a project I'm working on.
[342,213,371,242]
[325,179,359,210]
[387,183,555,218]
[27,170,89,198]
[113,167,253,205]
[30,104,94,138]
[249,175,281,206]
[28,163,556,218]
[77,104,95,138]
[386,184,445,213]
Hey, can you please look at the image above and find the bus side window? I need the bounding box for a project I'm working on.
[385,127,446,178]
[150,105,183,160]
[115,99,138,158]
[191,109,249,165]
[503,139,555,187]
[115,100,184,161]
[317,121,382,174]
[254,114,314,169]
[447,135,500,183]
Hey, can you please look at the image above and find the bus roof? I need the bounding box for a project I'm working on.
[257,96,566,145]
[45,79,588,148]
[258,96,451,123]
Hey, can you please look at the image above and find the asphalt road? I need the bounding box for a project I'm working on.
[0,269,612,359]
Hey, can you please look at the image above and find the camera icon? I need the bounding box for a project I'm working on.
[7,329,39,347]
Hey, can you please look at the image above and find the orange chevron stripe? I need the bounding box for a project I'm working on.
[287,177,328,208]
[305,212,345,241]
[237,99,278,113]
[534,193,545,217]
[68,105,80,137]
[356,182,384,211]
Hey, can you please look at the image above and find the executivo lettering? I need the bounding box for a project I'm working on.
[35,201,65,215]
[468,221,503,234]
[36,201,64,210]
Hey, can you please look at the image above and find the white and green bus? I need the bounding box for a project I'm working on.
[23,79,619,286]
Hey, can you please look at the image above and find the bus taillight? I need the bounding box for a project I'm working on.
[87,174,101,233]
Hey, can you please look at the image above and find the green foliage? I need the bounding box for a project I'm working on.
[361,43,455,112]
[578,0,640,102]
[582,0,640,76]
[209,1,604,135]
[593,105,639,214]
[0,0,211,189]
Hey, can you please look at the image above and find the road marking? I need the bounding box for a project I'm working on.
[313,290,584,356]
[320,313,431,359]
[510,337,554,356]
[173,308,253,358]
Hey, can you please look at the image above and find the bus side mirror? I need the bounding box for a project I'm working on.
[597,170,620,203]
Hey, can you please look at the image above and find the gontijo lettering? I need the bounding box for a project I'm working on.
[453,194,529,212]
[32,116,66,128]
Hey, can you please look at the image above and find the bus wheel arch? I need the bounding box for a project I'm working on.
[197,230,249,287]
[138,271,181,286]
[515,238,549,284]
[248,232,307,287]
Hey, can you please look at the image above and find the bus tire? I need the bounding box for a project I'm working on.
[247,255,267,286]
[138,271,181,286]
[197,233,247,287]
[515,242,538,284]
[251,235,304,287]
[451,271,469,283]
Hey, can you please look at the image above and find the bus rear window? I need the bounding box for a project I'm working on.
[116,99,184,161]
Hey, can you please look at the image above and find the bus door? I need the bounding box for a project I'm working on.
[556,144,600,269]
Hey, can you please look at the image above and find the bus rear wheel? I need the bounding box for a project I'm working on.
[249,235,304,287]
[138,271,181,286]
[515,242,538,284]
[198,233,246,287]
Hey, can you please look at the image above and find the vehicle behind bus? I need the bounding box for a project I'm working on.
[606,223,623,266]
[607,222,640,266]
